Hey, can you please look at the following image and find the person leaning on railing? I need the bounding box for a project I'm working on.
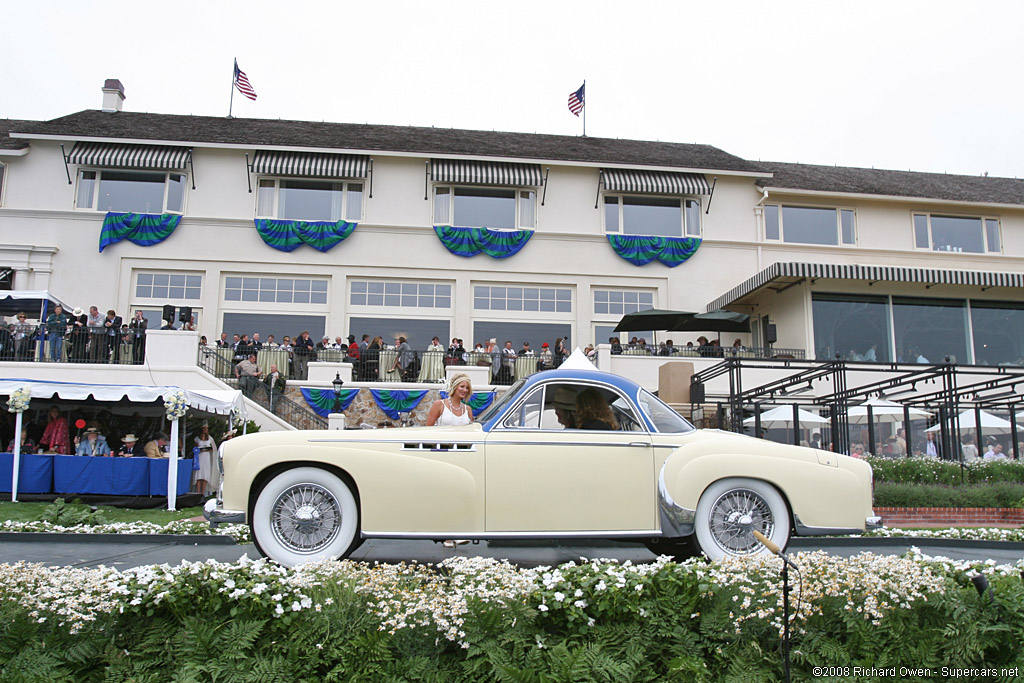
[44,305,71,362]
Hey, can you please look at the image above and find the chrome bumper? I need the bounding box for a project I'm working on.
[866,515,883,530]
[203,497,246,526]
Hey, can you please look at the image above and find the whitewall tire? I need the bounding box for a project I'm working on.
[251,466,360,567]
[693,477,790,561]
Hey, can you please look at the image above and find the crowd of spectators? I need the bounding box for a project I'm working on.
[1,306,152,364]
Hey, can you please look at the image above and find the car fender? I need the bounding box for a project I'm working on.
[660,446,874,533]
[227,444,483,534]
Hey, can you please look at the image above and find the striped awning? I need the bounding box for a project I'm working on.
[706,262,1024,312]
[66,142,190,170]
[602,168,710,195]
[251,151,368,179]
[430,159,543,187]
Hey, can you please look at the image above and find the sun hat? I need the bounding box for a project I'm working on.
[551,386,577,411]
[72,307,84,317]
[121,434,138,443]
[84,427,99,435]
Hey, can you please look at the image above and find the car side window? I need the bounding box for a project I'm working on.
[502,387,544,429]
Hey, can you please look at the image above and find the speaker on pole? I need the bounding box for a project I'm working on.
[765,323,778,345]
[162,304,176,326]
[178,305,193,324]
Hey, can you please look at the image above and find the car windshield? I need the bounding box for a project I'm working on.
[476,378,526,423]
[638,389,695,433]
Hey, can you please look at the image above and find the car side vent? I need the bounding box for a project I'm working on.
[402,442,476,451]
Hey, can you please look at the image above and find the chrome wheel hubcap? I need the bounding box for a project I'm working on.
[708,488,773,554]
[271,483,342,554]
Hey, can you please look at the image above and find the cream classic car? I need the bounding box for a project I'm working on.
[205,367,879,566]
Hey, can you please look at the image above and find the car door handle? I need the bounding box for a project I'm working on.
[628,441,649,448]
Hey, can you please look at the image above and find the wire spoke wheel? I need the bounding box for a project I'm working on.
[271,483,342,553]
[707,488,774,555]
[252,467,360,566]
[694,477,790,561]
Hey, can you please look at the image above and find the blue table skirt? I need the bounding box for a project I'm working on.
[0,453,55,493]
[148,458,194,497]
[51,456,192,496]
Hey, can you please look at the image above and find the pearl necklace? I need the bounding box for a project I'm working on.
[446,398,464,415]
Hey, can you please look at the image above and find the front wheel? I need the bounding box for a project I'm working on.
[251,467,361,567]
[693,477,790,561]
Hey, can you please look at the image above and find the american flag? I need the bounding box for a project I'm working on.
[233,60,257,101]
[567,83,585,116]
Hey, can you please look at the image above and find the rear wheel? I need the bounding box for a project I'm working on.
[251,467,360,567]
[693,477,789,561]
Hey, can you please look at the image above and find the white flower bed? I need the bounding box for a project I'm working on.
[0,519,250,543]
[866,526,1024,542]
[3,552,1021,646]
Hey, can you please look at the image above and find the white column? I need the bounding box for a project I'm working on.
[167,418,180,511]
[10,412,23,502]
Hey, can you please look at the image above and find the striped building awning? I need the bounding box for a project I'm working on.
[706,262,1024,312]
[602,168,710,195]
[251,151,368,179]
[66,142,191,170]
[430,159,543,187]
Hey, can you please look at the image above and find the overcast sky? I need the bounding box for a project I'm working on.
[5,0,1023,178]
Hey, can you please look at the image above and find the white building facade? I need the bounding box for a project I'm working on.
[2,80,1024,372]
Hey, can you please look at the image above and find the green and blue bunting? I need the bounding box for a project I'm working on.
[99,212,182,252]
[255,219,357,253]
[433,226,533,259]
[370,389,429,420]
[301,387,360,417]
[440,390,495,412]
[606,234,701,267]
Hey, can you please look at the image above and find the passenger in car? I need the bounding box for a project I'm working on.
[549,385,578,428]
[574,388,618,431]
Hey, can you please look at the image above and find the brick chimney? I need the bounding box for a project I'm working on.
[101,79,125,112]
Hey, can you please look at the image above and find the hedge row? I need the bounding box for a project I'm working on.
[865,456,1024,485]
[873,481,1024,508]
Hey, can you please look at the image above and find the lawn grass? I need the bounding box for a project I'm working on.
[0,501,204,525]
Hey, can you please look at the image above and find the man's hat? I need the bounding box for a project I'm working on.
[121,434,138,443]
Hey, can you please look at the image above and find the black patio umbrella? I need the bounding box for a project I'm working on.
[613,309,697,332]
[669,310,750,333]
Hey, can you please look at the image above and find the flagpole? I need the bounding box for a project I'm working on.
[582,79,586,137]
[228,59,236,118]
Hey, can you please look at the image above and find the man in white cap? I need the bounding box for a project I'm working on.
[117,433,142,457]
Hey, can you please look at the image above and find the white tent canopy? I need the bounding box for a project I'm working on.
[744,405,829,428]
[2,379,244,509]
[848,398,933,424]
[0,290,73,318]
[0,379,244,417]
[925,410,1013,434]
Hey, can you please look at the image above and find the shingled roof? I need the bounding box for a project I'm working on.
[758,161,1024,207]
[8,110,764,174]
[0,119,34,151]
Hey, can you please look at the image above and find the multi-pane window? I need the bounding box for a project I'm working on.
[433,186,536,229]
[256,178,363,222]
[136,273,202,300]
[763,205,855,246]
[474,285,571,312]
[913,213,1000,253]
[594,290,655,316]
[604,196,701,237]
[76,169,186,213]
[224,276,328,304]
[350,281,452,308]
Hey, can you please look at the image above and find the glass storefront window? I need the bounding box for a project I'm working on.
[812,294,890,362]
[892,297,968,364]
[970,301,1024,366]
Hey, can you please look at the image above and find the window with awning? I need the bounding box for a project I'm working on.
[429,159,544,231]
[250,151,368,179]
[66,142,191,170]
[65,142,193,214]
[601,168,709,239]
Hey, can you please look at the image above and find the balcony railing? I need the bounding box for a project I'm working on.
[0,324,148,365]
[613,345,805,360]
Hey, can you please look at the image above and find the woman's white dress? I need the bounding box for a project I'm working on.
[436,400,471,426]
[195,435,216,482]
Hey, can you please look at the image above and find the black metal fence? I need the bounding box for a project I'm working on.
[0,324,148,364]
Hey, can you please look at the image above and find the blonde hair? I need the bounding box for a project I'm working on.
[447,373,472,400]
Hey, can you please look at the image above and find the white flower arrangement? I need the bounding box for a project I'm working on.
[163,390,189,420]
[6,387,31,414]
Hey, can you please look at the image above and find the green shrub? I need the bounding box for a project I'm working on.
[37,499,107,527]
[874,481,1024,508]
[866,456,1024,485]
